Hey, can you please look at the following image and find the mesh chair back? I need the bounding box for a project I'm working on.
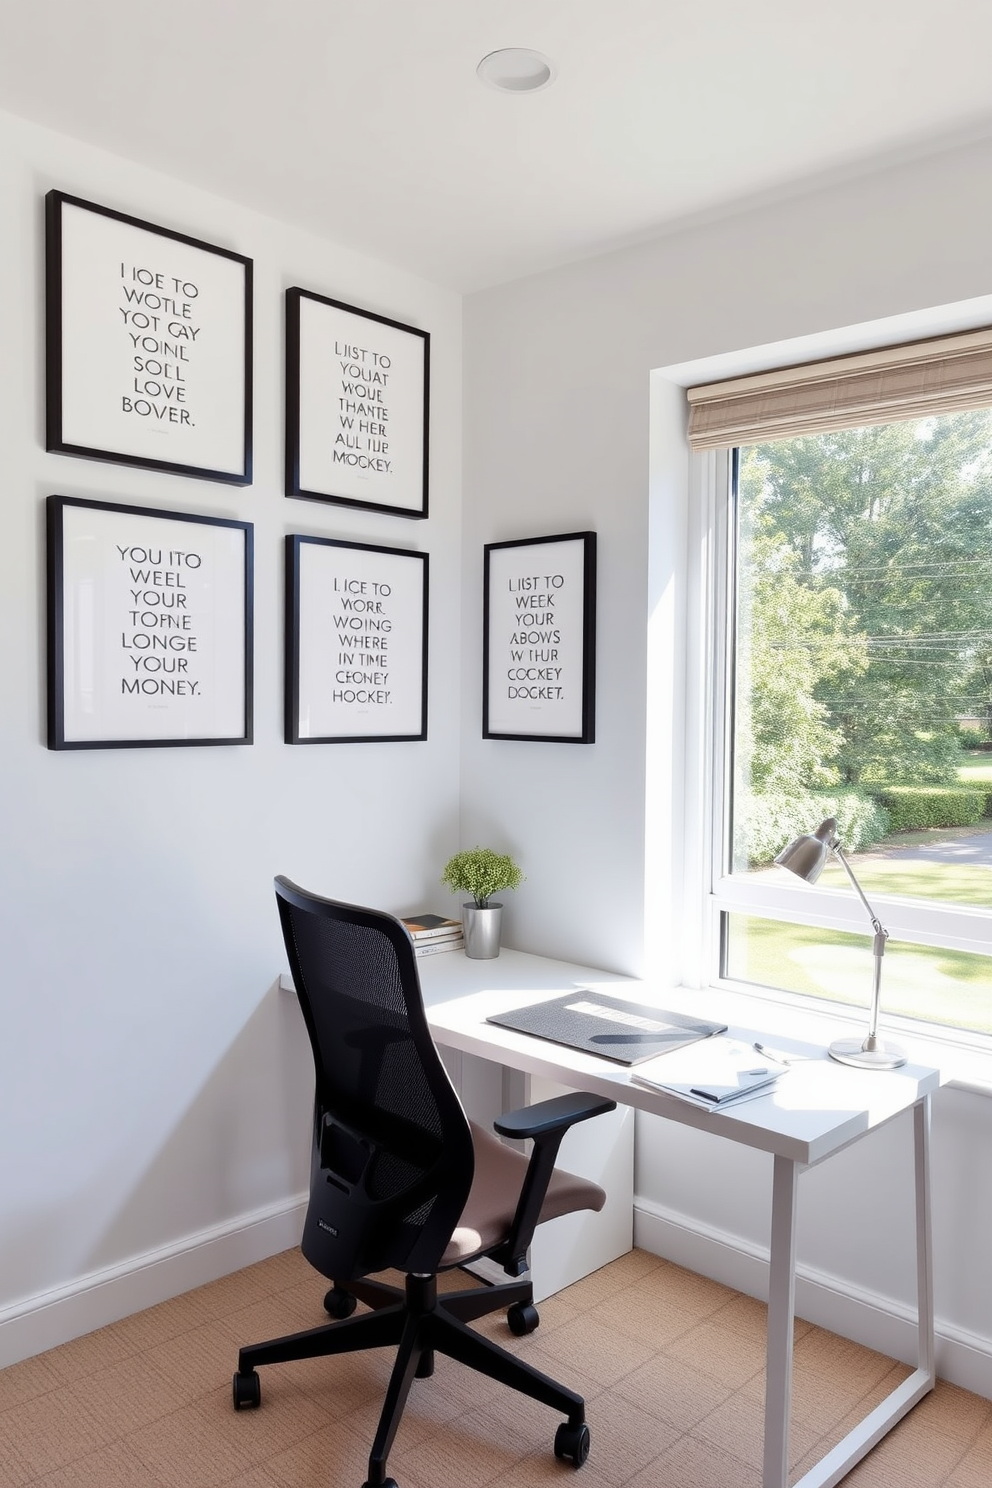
[275,877,475,1280]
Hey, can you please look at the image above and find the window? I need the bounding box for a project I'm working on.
[687,333,992,1039]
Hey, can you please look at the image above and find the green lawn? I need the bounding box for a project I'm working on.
[816,857,992,908]
[957,752,992,784]
[727,915,992,1034]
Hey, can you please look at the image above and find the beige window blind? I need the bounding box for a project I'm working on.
[686,326,992,450]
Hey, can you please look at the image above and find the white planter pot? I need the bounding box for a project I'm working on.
[462,903,503,959]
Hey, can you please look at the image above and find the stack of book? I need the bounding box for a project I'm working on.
[401,913,465,957]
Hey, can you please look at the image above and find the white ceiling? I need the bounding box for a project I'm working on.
[3,0,992,292]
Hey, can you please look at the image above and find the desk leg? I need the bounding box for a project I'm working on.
[764,1154,798,1488]
[914,1095,935,1386]
[791,1096,935,1488]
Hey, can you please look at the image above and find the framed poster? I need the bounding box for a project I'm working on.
[286,535,428,743]
[483,531,596,743]
[47,495,253,749]
[46,190,252,484]
[286,287,429,518]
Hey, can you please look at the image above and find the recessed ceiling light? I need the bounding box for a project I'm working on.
[476,47,556,94]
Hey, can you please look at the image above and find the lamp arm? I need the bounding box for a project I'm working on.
[832,844,888,1047]
[831,845,888,943]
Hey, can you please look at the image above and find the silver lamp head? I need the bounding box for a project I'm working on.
[774,817,837,884]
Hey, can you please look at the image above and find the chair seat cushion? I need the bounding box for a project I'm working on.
[439,1120,606,1268]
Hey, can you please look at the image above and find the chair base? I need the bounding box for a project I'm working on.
[235,1271,587,1488]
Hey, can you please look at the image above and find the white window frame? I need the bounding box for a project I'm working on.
[693,439,992,1029]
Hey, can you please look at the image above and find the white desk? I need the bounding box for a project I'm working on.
[418,949,939,1488]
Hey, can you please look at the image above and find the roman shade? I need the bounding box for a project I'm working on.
[686,326,992,450]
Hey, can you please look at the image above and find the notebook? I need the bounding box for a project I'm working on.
[631,1035,788,1108]
[486,990,727,1065]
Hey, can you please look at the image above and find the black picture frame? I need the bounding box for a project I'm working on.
[46,190,253,484]
[285,534,428,743]
[483,531,596,743]
[47,495,253,750]
[286,287,429,518]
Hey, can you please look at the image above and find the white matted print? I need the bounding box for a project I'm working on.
[48,496,253,749]
[287,288,429,518]
[484,532,596,743]
[286,535,428,743]
[46,191,252,483]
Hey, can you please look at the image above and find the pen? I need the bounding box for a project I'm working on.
[753,1042,801,1065]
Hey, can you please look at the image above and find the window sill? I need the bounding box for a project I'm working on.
[686,981,992,1101]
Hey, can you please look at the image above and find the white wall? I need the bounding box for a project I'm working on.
[0,107,463,1364]
[462,136,992,1395]
[6,96,992,1399]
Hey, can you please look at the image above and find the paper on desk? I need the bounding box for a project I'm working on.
[631,1035,786,1109]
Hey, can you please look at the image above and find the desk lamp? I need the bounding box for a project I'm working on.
[775,817,906,1070]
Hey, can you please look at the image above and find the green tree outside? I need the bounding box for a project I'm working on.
[735,410,992,862]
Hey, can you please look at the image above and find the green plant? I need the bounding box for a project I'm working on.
[871,785,986,832]
[734,789,889,867]
[441,847,524,908]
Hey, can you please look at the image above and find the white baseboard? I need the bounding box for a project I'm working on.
[634,1198,992,1402]
[7,1191,990,1408]
[0,1194,308,1369]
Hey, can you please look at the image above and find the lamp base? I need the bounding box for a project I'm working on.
[828,1036,906,1070]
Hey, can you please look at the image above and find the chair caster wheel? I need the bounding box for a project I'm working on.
[232,1370,261,1409]
[361,1480,397,1488]
[324,1285,357,1318]
[507,1301,539,1336]
[554,1420,590,1467]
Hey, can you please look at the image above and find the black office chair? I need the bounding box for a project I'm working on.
[232,877,617,1488]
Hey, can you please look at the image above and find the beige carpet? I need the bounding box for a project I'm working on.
[1,1247,989,1487]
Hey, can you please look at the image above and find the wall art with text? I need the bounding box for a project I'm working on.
[47,495,253,749]
[286,533,428,743]
[46,191,253,484]
[483,531,596,743]
[286,287,429,518]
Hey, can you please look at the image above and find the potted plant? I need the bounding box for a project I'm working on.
[441,847,524,959]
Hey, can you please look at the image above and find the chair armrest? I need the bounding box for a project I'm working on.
[494,1091,617,1141]
[491,1091,617,1277]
